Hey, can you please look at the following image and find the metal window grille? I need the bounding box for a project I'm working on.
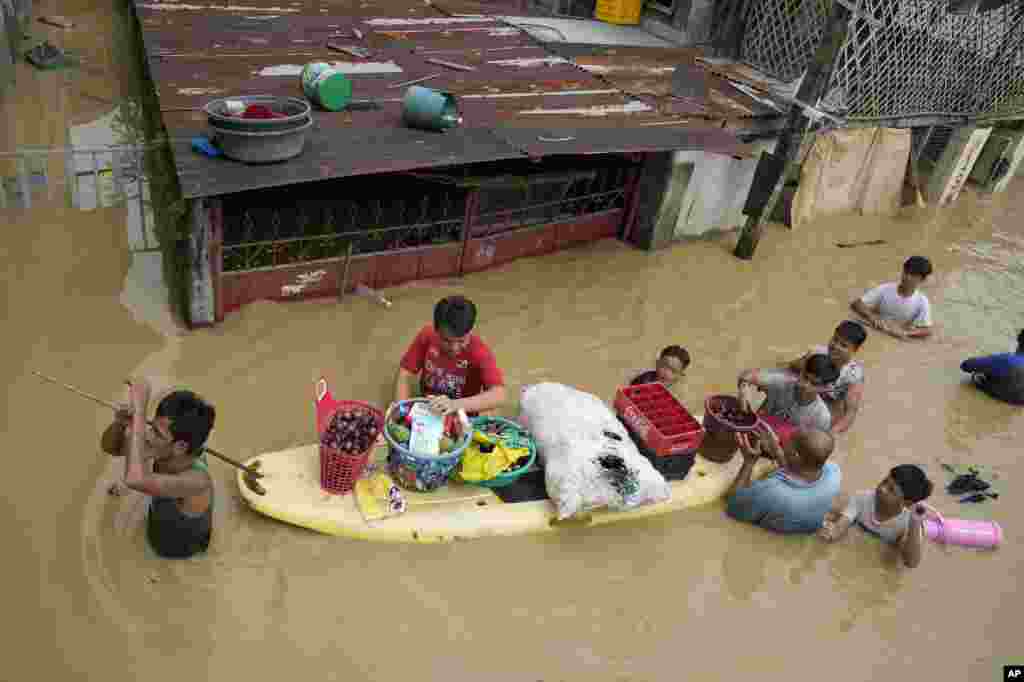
[221,181,467,273]
[221,163,632,273]
[738,0,1024,121]
[473,165,631,238]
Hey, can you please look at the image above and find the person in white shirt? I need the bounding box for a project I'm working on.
[851,256,933,340]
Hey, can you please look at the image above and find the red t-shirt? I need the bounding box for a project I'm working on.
[399,325,504,401]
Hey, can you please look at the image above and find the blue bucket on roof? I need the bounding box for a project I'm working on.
[402,86,462,132]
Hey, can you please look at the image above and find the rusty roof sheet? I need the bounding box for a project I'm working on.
[426,0,536,15]
[493,124,754,160]
[150,47,614,113]
[173,127,526,198]
[545,44,783,118]
[135,0,441,19]
[134,0,773,198]
[695,56,799,115]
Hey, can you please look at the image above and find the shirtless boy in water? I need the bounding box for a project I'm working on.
[101,378,217,559]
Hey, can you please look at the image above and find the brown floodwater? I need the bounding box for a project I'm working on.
[3,2,1023,680]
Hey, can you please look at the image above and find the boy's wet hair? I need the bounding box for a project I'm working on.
[835,320,868,348]
[660,345,691,370]
[805,354,841,385]
[434,296,477,337]
[890,464,933,503]
[155,391,216,455]
[903,256,933,278]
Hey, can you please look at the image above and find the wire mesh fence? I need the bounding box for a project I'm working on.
[739,0,1024,121]
[0,143,160,252]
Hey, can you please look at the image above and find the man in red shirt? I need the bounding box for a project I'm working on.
[394,296,506,416]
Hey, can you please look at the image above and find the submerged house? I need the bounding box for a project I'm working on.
[131,0,796,327]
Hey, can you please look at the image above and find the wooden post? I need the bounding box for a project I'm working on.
[210,198,225,322]
[733,2,852,261]
[188,198,216,328]
[619,163,644,244]
[337,240,354,301]
[457,189,480,276]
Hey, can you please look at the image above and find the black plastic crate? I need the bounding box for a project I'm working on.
[617,417,695,481]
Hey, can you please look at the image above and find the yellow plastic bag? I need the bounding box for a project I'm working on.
[460,440,530,482]
[355,467,407,522]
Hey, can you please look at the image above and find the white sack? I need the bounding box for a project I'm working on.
[518,382,671,520]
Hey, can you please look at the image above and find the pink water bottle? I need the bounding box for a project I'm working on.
[918,505,1003,549]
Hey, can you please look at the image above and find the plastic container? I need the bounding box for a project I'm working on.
[703,394,760,434]
[465,416,537,488]
[614,383,704,457]
[594,0,642,25]
[224,99,246,116]
[402,86,462,132]
[315,378,384,495]
[923,508,1003,549]
[617,416,695,481]
[383,399,472,492]
[301,62,353,111]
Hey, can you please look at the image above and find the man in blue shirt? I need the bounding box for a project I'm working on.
[726,423,840,534]
[960,330,1024,406]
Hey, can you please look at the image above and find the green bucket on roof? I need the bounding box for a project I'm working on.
[301,62,353,112]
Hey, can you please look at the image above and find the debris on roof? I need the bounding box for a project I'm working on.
[133,0,783,198]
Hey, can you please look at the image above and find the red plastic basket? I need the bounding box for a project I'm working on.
[315,378,384,495]
[613,382,704,457]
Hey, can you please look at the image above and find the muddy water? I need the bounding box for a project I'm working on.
[5,193,1022,682]
[4,3,1024,681]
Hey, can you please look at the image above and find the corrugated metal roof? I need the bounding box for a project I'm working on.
[545,44,784,118]
[492,124,754,159]
[134,0,778,198]
[173,127,525,198]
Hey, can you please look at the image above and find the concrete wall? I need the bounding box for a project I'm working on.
[522,0,715,48]
[666,138,778,239]
[502,15,672,46]
[641,0,714,46]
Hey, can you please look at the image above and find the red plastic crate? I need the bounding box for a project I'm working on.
[613,382,705,457]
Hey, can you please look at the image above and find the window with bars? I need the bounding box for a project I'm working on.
[219,157,636,273]
[221,176,466,273]
[473,164,632,238]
